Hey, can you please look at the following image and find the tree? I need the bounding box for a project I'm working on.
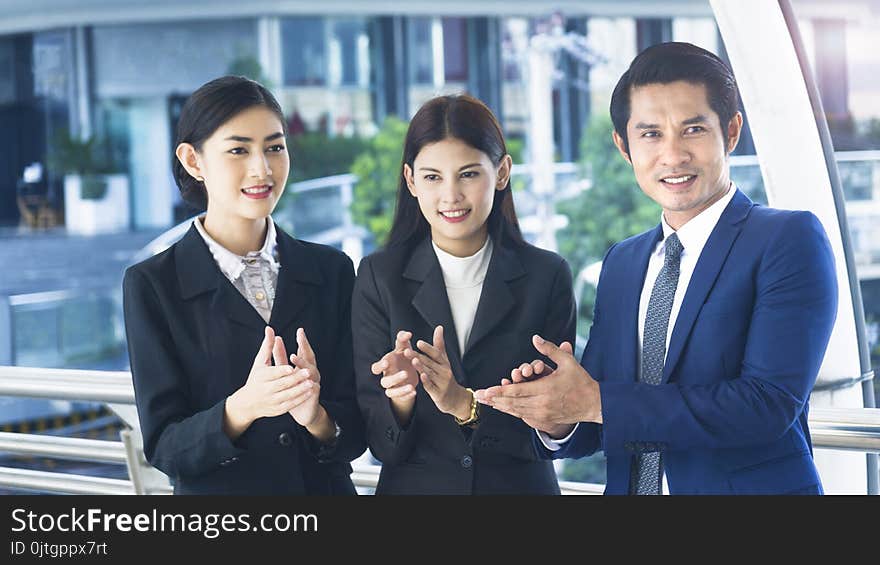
[226,53,271,88]
[555,114,660,335]
[286,133,368,183]
[349,117,408,245]
[557,114,660,276]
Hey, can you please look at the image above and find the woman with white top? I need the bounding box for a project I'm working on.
[123,76,365,494]
[352,94,577,494]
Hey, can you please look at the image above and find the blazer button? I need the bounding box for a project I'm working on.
[278,432,293,447]
[460,455,473,469]
[385,427,395,441]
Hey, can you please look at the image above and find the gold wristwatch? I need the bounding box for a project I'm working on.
[454,387,480,426]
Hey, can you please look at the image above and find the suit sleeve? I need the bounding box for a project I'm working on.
[123,266,243,479]
[540,245,616,460]
[598,212,838,456]
[306,252,368,463]
[351,255,419,466]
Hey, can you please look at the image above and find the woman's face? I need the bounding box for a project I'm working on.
[184,106,290,225]
[404,137,511,257]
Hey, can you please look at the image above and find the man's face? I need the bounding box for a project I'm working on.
[613,80,742,230]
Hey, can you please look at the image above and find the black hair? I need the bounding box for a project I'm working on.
[385,94,524,249]
[610,41,740,155]
[172,75,287,210]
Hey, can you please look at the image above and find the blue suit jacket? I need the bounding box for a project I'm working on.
[545,190,838,494]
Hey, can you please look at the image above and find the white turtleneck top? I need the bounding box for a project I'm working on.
[431,236,494,355]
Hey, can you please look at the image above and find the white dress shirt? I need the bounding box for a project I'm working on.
[432,236,493,355]
[194,216,280,323]
[538,184,737,493]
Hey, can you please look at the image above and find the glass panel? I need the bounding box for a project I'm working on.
[282,17,327,86]
[408,17,433,85]
[791,0,880,396]
[332,19,368,87]
[442,18,468,82]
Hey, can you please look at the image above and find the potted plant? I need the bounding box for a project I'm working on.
[47,130,130,235]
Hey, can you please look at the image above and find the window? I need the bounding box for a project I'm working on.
[283,17,326,86]
[442,18,467,82]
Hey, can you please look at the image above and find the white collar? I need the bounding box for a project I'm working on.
[194,216,280,281]
[658,183,737,258]
[432,236,493,289]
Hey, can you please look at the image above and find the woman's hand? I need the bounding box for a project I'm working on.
[287,328,337,443]
[405,326,472,422]
[223,326,315,440]
[371,330,420,424]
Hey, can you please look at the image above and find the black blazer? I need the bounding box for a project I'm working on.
[123,223,366,495]
[352,236,577,494]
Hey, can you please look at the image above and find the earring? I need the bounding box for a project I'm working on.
[195,176,205,182]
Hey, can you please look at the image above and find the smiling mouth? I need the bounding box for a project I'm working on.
[241,185,273,198]
[660,174,696,187]
[438,209,471,223]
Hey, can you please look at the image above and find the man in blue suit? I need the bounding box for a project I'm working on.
[475,42,838,494]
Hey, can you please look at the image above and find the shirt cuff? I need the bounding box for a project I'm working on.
[536,423,579,451]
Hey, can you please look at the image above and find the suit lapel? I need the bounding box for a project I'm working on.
[403,238,465,384]
[464,241,524,356]
[175,224,266,332]
[621,226,663,382]
[268,226,323,334]
[662,190,753,383]
[175,222,322,335]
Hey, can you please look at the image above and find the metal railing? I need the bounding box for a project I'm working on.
[1,365,879,495]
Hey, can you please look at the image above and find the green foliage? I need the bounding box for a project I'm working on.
[557,114,661,283]
[506,136,525,164]
[46,129,119,199]
[227,53,271,88]
[287,133,369,183]
[277,133,370,223]
[349,117,409,245]
[46,130,116,177]
[559,453,607,485]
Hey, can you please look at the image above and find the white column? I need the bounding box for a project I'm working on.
[257,16,283,94]
[527,35,558,252]
[712,0,867,494]
[73,26,91,140]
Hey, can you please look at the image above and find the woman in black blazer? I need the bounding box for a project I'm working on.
[352,95,577,494]
[123,76,365,494]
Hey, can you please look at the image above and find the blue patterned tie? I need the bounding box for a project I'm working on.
[631,233,683,495]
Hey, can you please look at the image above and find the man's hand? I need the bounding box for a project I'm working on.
[474,335,602,437]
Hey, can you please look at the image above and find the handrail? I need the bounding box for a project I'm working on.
[0,467,137,495]
[809,407,880,452]
[0,366,135,404]
[347,463,604,495]
[1,365,879,494]
[0,432,128,464]
[5,366,879,451]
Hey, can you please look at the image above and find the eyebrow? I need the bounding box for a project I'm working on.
[224,132,285,142]
[417,163,483,172]
[633,115,708,130]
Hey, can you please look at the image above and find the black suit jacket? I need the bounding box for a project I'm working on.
[352,237,577,494]
[123,223,366,495]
